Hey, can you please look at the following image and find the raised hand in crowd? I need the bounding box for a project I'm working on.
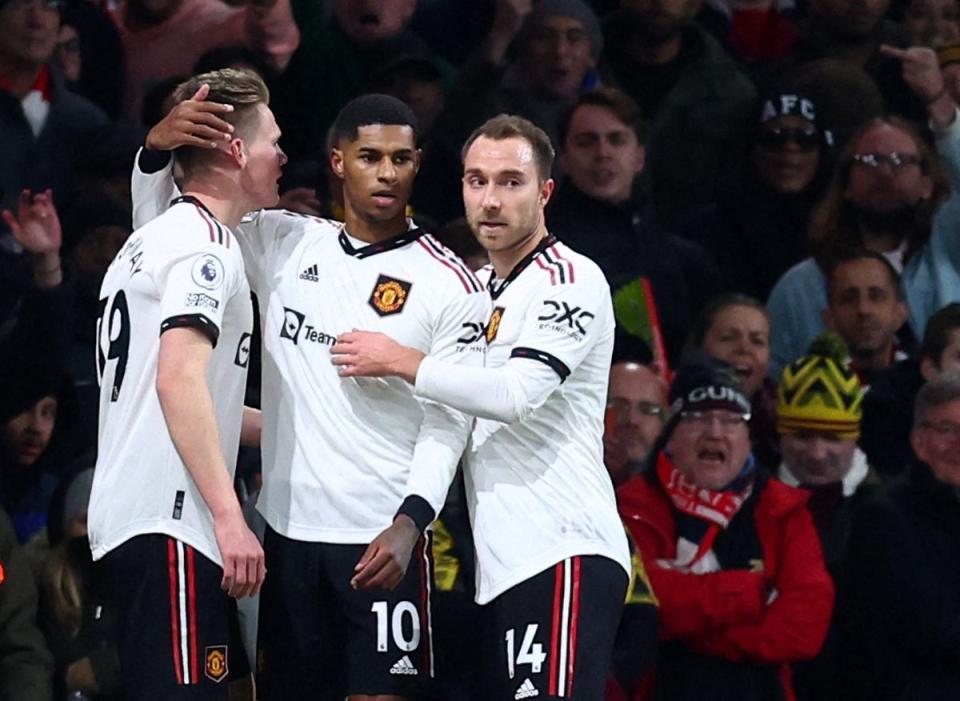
[881,44,957,127]
[485,0,534,61]
[1,189,63,289]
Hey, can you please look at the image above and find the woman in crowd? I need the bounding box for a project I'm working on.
[687,294,781,468]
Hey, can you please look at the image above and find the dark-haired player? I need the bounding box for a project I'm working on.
[332,115,631,701]
[89,68,277,700]
[133,93,489,700]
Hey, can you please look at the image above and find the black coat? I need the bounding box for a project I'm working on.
[547,183,720,362]
[860,358,924,479]
[840,464,960,700]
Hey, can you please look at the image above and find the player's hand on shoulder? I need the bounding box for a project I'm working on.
[350,516,420,591]
[214,510,266,599]
[145,84,235,152]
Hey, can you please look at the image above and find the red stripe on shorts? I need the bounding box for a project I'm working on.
[167,539,183,685]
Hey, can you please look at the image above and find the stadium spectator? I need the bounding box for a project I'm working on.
[861,301,960,476]
[38,467,121,700]
[617,356,834,701]
[601,0,757,229]
[0,0,108,318]
[438,0,601,156]
[605,359,668,486]
[843,372,960,699]
[677,89,833,301]
[903,0,960,49]
[421,0,604,222]
[939,40,960,98]
[687,295,781,469]
[271,0,448,160]
[823,251,911,384]
[775,333,874,701]
[55,0,124,119]
[0,347,76,549]
[777,336,872,543]
[0,505,53,701]
[785,0,918,117]
[548,87,719,363]
[110,0,298,124]
[767,47,960,376]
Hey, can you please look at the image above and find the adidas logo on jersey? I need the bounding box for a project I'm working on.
[389,656,418,676]
[299,264,319,282]
[515,678,539,699]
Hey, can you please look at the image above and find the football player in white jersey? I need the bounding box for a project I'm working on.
[88,68,283,700]
[131,94,489,700]
[332,115,632,700]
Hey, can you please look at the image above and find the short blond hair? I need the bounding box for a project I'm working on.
[172,68,270,176]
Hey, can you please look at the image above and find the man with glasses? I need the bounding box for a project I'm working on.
[843,371,960,699]
[604,357,668,486]
[617,356,833,701]
[0,0,107,317]
[767,45,960,377]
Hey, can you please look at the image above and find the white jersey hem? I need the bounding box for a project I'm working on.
[90,521,221,567]
[257,504,393,544]
[475,539,631,606]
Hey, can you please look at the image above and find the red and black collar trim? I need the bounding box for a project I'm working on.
[338,227,425,259]
[488,234,556,300]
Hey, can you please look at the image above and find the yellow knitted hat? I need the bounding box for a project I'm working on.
[777,333,864,439]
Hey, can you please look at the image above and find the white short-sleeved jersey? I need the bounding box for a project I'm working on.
[130,155,490,544]
[464,237,630,604]
[88,197,253,566]
[239,210,489,542]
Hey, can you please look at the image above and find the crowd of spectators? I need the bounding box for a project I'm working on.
[5,0,960,698]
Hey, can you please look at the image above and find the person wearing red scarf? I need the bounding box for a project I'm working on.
[616,356,833,701]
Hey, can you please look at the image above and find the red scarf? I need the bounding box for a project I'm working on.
[657,452,754,567]
[0,64,52,100]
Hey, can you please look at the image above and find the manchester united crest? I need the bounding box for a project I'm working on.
[205,646,228,683]
[486,306,505,343]
[369,275,412,316]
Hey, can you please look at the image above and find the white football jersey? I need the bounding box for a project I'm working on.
[132,155,490,543]
[89,197,253,566]
[464,238,630,604]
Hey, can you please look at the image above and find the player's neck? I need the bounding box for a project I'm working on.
[342,207,408,245]
[180,185,249,230]
[489,225,549,279]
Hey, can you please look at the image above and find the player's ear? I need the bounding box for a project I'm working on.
[413,148,423,174]
[330,148,345,179]
[228,137,246,167]
[539,178,555,207]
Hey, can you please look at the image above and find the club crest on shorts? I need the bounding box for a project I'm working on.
[205,645,228,683]
[486,306,506,343]
[369,275,412,316]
